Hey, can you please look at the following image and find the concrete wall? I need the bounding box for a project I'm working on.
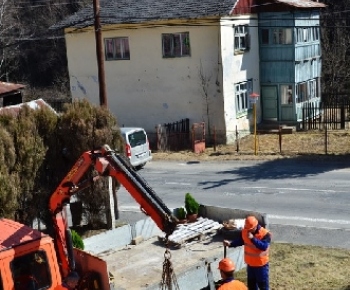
[84,217,162,255]
[199,204,268,228]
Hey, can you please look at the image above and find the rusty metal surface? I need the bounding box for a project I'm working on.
[0,99,57,117]
[275,0,326,8]
[0,81,25,95]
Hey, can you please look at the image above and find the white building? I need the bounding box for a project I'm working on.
[53,0,260,144]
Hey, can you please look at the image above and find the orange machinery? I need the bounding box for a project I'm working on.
[0,144,178,290]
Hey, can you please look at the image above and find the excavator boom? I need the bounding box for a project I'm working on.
[49,144,178,277]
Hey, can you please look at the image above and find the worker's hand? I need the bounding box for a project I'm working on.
[248,232,254,239]
[223,240,231,247]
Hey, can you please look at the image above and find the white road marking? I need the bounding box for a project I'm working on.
[241,186,346,193]
[119,206,175,212]
[269,214,350,225]
[165,182,191,185]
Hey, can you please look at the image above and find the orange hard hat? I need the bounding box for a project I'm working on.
[218,258,235,272]
[244,216,258,230]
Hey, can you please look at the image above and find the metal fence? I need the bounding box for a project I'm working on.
[301,100,350,131]
[155,118,191,151]
[151,127,350,156]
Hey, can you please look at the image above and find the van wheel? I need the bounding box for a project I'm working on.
[135,163,146,170]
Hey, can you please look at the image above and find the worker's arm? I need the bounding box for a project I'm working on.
[251,232,271,251]
[223,236,244,248]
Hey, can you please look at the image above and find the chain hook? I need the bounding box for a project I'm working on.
[159,235,180,290]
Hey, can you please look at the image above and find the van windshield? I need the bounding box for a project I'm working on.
[128,131,146,148]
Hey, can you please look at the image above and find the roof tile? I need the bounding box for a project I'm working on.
[52,0,239,30]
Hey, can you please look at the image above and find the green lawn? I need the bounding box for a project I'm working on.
[234,243,350,290]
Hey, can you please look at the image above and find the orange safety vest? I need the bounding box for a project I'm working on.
[242,227,270,267]
[218,280,248,290]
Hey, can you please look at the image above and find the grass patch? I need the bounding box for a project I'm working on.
[234,243,350,290]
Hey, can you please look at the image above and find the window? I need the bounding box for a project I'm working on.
[234,25,250,52]
[11,250,51,290]
[297,82,307,103]
[296,79,319,103]
[235,80,253,114]
[312,27,319,41]
[273,28,292,44]
[105,37,130,60]
[303,28,308,42]
[296,27,320,43]
[308,79,317,99]
[261,29,269,45]
[162,32,190,58]
[281,85,293,105]
[127,130,147,148]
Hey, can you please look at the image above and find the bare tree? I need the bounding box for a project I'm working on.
[199,61,212,137]
[0,0,21,80]
[321,0,350,95]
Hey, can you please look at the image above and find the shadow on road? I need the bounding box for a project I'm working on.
[199,154,350,189]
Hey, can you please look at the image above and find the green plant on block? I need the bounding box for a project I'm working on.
[185,193,200,215]
[176,207,187,220]
[71,229,85,250]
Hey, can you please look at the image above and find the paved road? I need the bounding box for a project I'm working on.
[116,158,350,249]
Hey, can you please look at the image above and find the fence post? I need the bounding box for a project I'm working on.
[235,125,239,152]
[278,126,282,153]
[213,126,217,152]
[341,102,345,129]
[155,125,160,151]
[191,125,194,153]
[302,105,305,131]
[324,124,328,155]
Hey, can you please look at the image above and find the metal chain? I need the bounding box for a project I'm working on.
[160,236,180,290]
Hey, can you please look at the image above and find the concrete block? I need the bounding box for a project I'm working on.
[199,205,268,227]
[131,235,144,245]
[132,217,162,240]
[84,224,132,254]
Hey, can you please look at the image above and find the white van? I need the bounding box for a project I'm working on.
[120,127,152,168]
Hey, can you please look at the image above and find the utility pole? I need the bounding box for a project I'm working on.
[93,0,108,107]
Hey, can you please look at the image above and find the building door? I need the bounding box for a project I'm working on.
[280,85,294,121]
[261,86,278,120]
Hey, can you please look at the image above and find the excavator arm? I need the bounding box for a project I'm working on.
[49,144,178,278]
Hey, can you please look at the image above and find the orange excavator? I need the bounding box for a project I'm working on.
[0,144,178,289]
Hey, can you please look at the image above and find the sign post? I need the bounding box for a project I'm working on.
[250,93,259,155]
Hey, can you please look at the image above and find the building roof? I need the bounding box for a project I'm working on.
[274,0,326,8]
[0,81,25,96]
[0,98,58,117]
[0,219,44,251]
[51,0,239,30]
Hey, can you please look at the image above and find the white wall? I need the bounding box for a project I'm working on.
[65,21,226,134]
[220,16,260,143]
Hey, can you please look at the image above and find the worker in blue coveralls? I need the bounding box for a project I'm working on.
[223,216,271,290]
